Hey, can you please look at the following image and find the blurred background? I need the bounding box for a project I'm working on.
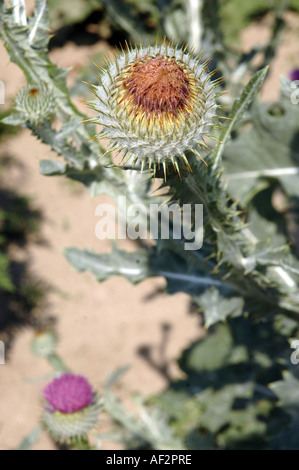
[1,0,299,450]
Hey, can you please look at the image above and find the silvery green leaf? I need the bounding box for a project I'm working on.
[270,372,299,410]
[179,323,234,373]
[15,426,42,450]
[194,287,244,327]
[103,388,185,450]
[39,159,67,175]
[212,66,269,171]
[64,243,233,300]
[64,245,154,284]
[1,113,25,126]
[105,365,131,390]
[223,97,299,204]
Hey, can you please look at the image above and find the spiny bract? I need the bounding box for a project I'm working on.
[87,41,223,179]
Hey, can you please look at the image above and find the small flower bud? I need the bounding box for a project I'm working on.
[15,83,55,124]
[31,330,57,357]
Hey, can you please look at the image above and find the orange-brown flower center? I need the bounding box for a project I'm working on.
[29,88,39,97]
[122,57,190,116]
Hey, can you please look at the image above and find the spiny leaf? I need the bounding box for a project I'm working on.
[270,372,299,410]
[193,287,244,327]
[223,97,299,204]
[64,245,154,284]
[14,426,42,450]
[212,66,269,171]
[39,159,67,176]
[64,243,234,298]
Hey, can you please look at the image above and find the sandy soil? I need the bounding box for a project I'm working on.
[0,7,299,450]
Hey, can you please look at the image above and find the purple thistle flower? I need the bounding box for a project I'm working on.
[289,69,299,82]
[43,373,94,413]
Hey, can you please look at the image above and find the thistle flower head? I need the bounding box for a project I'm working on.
[87,40,222,179]
[289,68,299,82]
[43,373,93,413]
[15,83,55,124]
[42,373,100,442]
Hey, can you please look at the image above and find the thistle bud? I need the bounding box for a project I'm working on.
[31,330,57,357]
[88,41,222,178]
[15,83,55,124]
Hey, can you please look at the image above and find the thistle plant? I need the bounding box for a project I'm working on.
[2,0,299,450]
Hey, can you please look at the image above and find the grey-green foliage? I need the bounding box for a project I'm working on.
[154,316,297,449]
[15,426,42,450]
[1,0,299,450]
[101,366,185,450]
[223,97,299,204]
